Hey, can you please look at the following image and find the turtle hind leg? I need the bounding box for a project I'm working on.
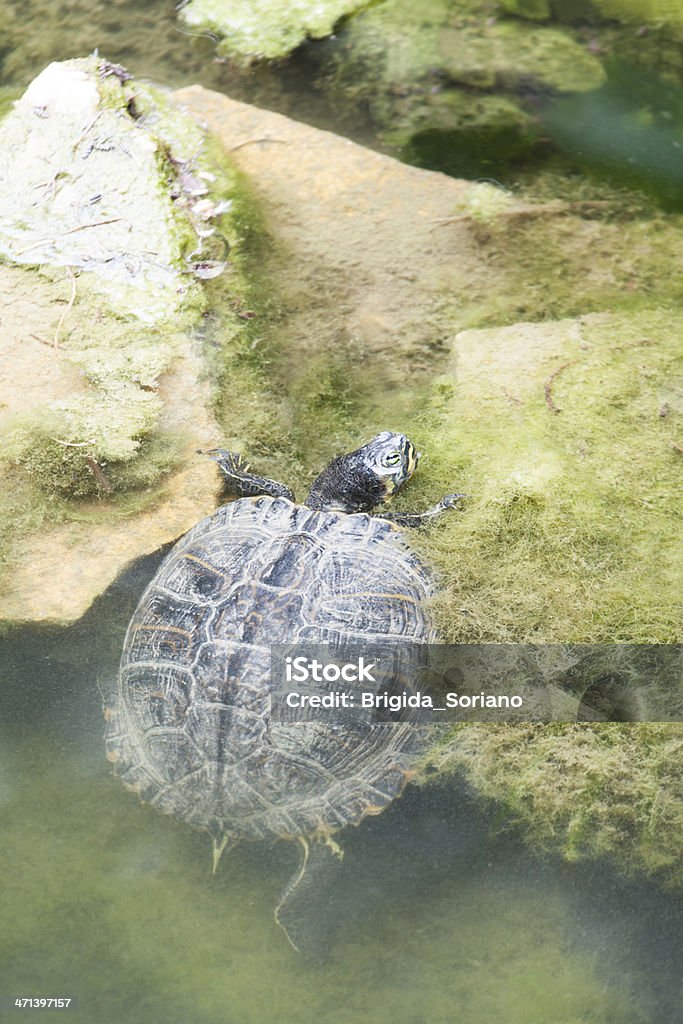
[275,836,344,960]
[205,449,294,501]
[212,834,234,875]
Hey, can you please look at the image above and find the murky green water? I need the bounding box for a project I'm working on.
[1,553,682,1023]
[0,0,379,149]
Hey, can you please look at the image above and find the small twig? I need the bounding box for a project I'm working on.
[227,137,288,152]
[61,217,126,236]
[670,441,683,455]
[430,200,615,230]
[51,438,96,447]
[544,361,576,414]
[15,238,55,257]
[502,387,522,406]
[53,267,77,350]
[72,110,102,150]
[85,455,113,493]
[33,171,66,203]
[15,218,127,257]
[429,214,472,227]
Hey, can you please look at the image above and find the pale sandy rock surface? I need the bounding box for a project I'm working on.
[174,85,477,373]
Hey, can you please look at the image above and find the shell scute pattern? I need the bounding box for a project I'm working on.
[110,495,433,842]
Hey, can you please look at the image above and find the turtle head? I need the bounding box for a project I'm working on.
[305,432,419,513]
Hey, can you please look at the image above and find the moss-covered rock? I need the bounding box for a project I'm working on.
[586,0,683,32]
[179,0,374,61]
[0,67,264,623]
[413,311,682,644]
[422,722,683,888]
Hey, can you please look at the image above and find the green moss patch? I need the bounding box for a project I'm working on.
[423,722,683,888]
[402,310,682,644]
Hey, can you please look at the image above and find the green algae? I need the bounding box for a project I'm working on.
[179,0,376,62]
[448,201,683,327]
[422,722,683,889]
[190,162,297,466]
[8,392,160,494]
[405,310,682,645]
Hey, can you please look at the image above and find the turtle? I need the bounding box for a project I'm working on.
[105,432,462,954]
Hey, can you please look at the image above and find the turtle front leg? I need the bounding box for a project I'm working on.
[379,492,465,528]
[205,450,295,501]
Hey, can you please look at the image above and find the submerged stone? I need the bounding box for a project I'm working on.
[587,0,683,33]
[178,0,373,61]
[314,0,605,175]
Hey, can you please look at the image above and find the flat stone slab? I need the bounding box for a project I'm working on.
[174,85,475,366]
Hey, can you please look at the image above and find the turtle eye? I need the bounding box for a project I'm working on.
[383,451,402,467]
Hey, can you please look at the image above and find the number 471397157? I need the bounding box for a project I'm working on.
[13,998,72,1009]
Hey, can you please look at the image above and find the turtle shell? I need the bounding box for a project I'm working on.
[106,496,433,842]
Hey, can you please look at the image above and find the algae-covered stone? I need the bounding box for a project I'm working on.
[419,312,682,644]
[436,21,605,93]
[422,721,683,888]
[587,0,683,32]
[0,57,230,323]
[179,0,373,61]
[0,66,259,623]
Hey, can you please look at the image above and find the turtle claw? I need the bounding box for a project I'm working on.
[208,449,295,501]
[441,492,467,509]
[204,449,252,473]
[380,491,465,527]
